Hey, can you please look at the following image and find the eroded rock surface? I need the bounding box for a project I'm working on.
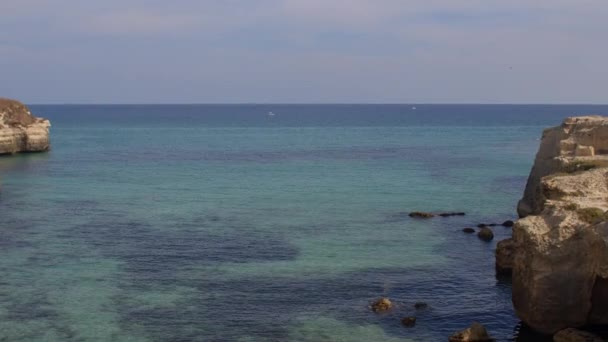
[0,98,50,154]
[518,116,608,218]
[513,116,608,334]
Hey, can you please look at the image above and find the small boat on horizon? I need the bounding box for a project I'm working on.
[267,111,275,116]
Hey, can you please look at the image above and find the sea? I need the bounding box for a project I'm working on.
[1,104,608,341]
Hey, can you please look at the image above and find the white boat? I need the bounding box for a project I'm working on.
[268,111,275,116]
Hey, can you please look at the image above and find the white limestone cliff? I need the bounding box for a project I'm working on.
[512,116,608,334]
[0,98,50,154]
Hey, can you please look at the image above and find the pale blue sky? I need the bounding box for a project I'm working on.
[1,0,606,104]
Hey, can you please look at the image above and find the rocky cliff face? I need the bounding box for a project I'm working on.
[517,116,608,217]
[512,116,608,334]
[0,98,50,154]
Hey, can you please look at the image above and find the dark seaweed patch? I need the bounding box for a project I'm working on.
[65,217,299,284]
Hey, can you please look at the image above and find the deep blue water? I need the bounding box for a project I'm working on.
[1,104,608,341]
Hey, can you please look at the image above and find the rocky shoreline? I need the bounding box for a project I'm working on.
[389,116,608,341]
[0,98,51,154]
[501,116,608,340]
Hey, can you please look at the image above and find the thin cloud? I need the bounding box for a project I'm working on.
[84,11,202,35]
[1,0,607,103]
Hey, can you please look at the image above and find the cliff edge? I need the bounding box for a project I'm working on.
[0,98,50,154]
[513,116,608,334]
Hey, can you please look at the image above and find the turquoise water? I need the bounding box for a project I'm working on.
[2,104,608,341]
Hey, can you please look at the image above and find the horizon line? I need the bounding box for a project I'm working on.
[27,102,608,106]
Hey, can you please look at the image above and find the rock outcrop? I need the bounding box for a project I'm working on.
[401,316,416,327]
[518,116,608,217]
[495,238,514,275]
[553,328,604,342]
[370,298,392,313]
[512,116,608,334]
[0,98,50,154]
[477,227,494,242]
[448,322,493,342]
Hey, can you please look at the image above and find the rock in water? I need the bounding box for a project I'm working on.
[502,220,515,227]
[0,98,50,154]
[553,328,604,342]
[370,298,392,313]
[409,212,434,218]
[439,212,466,217]
[477,227,494,242]
[512,116,608,334]
[401,316,416,327]
[463,228,476,234]
[448,322,493,342]
[414,302,428,309]
[495,238,514,275]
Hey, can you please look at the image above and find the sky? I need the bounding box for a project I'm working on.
[0,0,607,104]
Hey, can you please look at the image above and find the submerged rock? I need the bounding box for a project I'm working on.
[477,227,494,242]
[409,212,435,218]
[449,322,494,342]
[512,116,608,334]
[370,298,392,313]
[414,302,428,309]
[478,223,501,227]
[463,228,476,234]
[502,220,515,227]
[553,328,604,342]
[439,212,466,217]
[495,238,514,275]
[401,316,416,327]
[0,98,50,154]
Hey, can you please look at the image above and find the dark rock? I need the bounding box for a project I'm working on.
[477,227,494,242]
[449,322,494,342]
[502,220,515,227]
[414,302,428,309]
[463,228,476,234]
[477,223,487,228]
[487,223,499,227]
[409,212,434,219]
[401,316,416,327]
[495,238,514,275]
[590,276,608,325]
[553,328,604,342]
[370,298,392,313]
[439,212,466,217]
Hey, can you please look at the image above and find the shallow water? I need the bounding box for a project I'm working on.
[2,104,608,341]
